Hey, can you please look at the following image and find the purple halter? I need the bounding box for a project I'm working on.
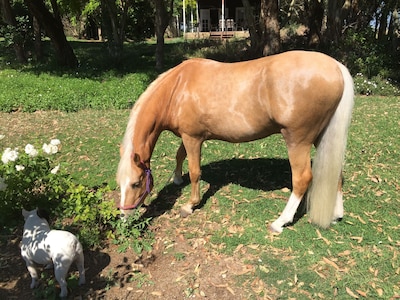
[118,162,153,210]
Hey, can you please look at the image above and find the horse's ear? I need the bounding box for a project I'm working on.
[132,153,141,166]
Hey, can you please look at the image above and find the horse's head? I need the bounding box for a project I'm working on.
[117,152,153,217]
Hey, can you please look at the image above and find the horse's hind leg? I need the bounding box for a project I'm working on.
[270,144,312,233]
[180,135,202,217]
[173,142,186,185]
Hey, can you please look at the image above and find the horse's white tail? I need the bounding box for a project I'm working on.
[307,62,354,228]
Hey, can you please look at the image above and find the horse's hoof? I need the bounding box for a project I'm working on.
[269,222,283,234]
[332,217,343,224]
[180,205,193,218]
[173,175,184,185]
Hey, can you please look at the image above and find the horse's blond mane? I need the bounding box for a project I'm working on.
[116,67,176,182]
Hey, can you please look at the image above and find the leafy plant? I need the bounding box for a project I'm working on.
[0,136,154,253]
[340,28,392,79]
[109,209,153,254]
[0,138,69,227]
[353,73,400,96]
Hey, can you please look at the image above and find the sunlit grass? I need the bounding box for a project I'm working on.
[1,96,398,298]
[1,37,399,297]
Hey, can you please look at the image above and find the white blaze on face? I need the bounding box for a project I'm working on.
[120,177,131,216]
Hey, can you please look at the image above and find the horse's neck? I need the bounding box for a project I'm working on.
[133,103,163,164]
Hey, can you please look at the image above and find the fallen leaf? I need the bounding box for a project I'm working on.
[351,236,363,243]
[316,229,331,245]
[314,269,326,279]
[228,224,244,234]
[259,265,270,274]
[323,257,340,270]
[356,290,367,297]
[346,287,359,298]
[234,244,244,253]
[338,250,351,256]
[226,286,235,295]
[281,187,290,193]
[247,244,260,250]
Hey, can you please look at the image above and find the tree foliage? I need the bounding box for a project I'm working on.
[0,0,398,76]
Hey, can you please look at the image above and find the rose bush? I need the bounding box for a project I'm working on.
[0,138,70,227]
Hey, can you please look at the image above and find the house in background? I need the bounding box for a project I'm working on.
[196,0,258,32]
[181,0,258,38]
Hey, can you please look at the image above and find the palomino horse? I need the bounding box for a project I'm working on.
[117,50,354,233]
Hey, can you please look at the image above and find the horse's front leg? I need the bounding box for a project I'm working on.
[180,135,202,217]
[173,142,186,185]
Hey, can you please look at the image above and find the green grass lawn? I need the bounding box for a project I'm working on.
[1,39,399,298]
[1,96,398,298]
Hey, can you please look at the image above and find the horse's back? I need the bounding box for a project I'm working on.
[165,51,344,141]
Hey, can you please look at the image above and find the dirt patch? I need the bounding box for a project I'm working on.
[0,209,259,300]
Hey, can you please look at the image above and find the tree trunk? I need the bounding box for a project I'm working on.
[260,0,281,56]
[377,4,390,41]
[0,0,27,63]
[306,0,324,48]
[153,0,173,70]
[101,0,129,60]
[25,0,78,68]
[33,16,43,61]
[325,0,343,45]
[389,9,400,53]
[242,0,261,57]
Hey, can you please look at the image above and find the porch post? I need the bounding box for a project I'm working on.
[196,1,199,32]
[221,0,225,32]
[183,0,186,34]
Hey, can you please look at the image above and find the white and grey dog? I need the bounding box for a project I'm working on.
[21,208,85,298]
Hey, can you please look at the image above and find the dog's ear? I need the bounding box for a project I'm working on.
[37,208,50,223]
[22,208,29,218]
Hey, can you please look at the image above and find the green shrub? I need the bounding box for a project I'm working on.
[0,138,69,227]
[0,137,153,252]
[354,73,400,96]
[340,28,391,79]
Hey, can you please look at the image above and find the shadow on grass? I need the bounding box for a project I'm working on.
[144,157,294,219]
[1,38,253,80]
[0,234,111,299]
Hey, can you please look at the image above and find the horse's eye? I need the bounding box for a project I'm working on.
[131,182,140,189]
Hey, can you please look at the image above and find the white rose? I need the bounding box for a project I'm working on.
[50,164,60,174]
[15,165,25,171]
[25,144,38,157]
[50,139,61,146]
[43,143,58,154]
[1,148,18,164]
